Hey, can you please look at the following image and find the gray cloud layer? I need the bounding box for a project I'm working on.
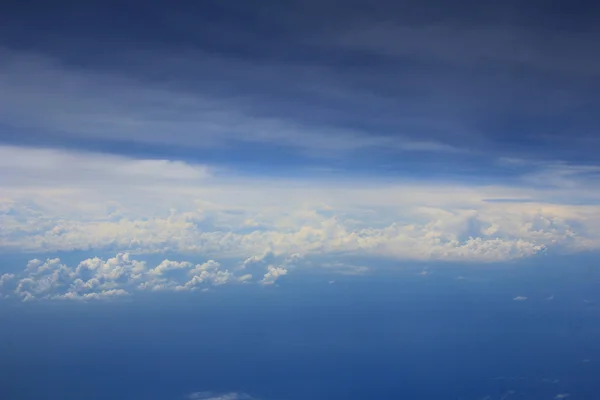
[1,1,599,163]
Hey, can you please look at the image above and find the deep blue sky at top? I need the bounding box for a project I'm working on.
[1,0,600,179]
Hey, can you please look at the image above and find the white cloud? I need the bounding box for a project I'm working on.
[0,145,211,189]
[3,253,262,301]
[54,289,130,301]
[0,247,319,301]
[148,259,194,276]
[261,266,288,285]
[0,273,15,298]
[0,273,14,286]
[2,145,600,265]
[554,394,570,399]
[513,296,528,301]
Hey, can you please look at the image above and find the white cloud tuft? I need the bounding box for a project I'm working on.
[513,296,528,301]
[261,265,288,285]
[0,273,15,286]
[54,289,130,301]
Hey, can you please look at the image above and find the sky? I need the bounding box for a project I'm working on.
[1,1,600,399]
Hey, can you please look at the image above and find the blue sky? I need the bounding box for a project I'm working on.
[1,1,600,398]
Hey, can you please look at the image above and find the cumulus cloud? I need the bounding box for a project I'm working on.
[2,253,281,301]
[2,145,600,265]
[0,273,15,286]
[261,266,288,285]
[513,296,528,301]
[0,273,16,298]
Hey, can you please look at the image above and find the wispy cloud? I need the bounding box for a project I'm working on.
[0,48,462,158]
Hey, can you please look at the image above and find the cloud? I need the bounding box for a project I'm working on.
[3,145,600,264]
[54,289,130,301]
[2,0,600,171]
[0,48,462,158]
[0,145,211,189]
[1,249,312,301]
[0,273,14,286]
[2,253,269,301]
[0,273,15,298]
[554,394,570,399]
[261,266,288,285]
[513,296,528,301]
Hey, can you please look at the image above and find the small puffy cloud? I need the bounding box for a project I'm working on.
[0,273,15,286]
[257,253,304,285]
[261,265,288,285]
[513,296,528,301]
[0,273,16,298]
[54,289,129,301]
[238,274,253,283]
[148,260,193,276]
[554,394,570,399]
[240,252,276,270]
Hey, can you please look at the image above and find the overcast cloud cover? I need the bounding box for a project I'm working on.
[1,0,600,301]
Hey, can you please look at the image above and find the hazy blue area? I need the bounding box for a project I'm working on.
[2,256,599,400]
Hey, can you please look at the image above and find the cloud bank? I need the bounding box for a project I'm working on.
[2,145,600,266]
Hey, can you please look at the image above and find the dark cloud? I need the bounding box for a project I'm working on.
[1,0,600,169]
